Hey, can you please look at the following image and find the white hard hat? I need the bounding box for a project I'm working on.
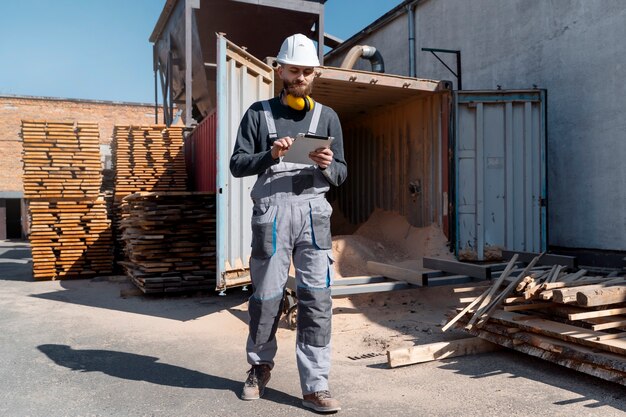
[276,33,320,67]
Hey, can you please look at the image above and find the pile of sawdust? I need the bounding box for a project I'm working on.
[331,208,454,278]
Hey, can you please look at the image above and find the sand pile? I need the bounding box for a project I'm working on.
[331,208,455,278]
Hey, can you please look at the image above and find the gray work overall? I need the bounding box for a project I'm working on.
[246,101,335,395]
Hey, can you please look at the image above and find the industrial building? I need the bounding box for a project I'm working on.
[324,0,626,263]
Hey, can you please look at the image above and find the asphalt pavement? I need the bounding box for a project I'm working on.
[0,240,624,417]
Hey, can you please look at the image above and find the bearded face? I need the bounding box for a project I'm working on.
[282,76,314,98]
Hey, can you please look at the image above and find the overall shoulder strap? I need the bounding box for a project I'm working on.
[307,103,323,135]
[260,100,278,139]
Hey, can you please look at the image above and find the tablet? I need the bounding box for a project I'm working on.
[282,133,334,165]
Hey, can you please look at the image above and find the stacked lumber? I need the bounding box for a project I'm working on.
[22,121,102,199]
[444,254,626,385]
[112,125,187,197]
[111,125,188,264]
[118,192,216,293]
[21,120,113,280]
[29,199,114,280]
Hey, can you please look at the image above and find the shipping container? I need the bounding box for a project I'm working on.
[183,35,547,290]
[454,91,547,261]
[213,35,450,290]
[150,1,548,290]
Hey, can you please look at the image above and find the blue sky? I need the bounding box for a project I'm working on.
[0,0,404,104]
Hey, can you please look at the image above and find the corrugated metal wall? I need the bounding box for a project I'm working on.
[216,35,274,289]
[333,93,446,228]
[186,111,217,192]
[455,90,547,260]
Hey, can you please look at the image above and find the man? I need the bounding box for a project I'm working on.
[230,33,347,413]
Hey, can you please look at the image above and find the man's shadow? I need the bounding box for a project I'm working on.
[37,344,301,407]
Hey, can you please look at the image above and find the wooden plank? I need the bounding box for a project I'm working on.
[595,332,626,341]
[502,250,577,269]
[452,285,492,293]
[552,284,607,304]
[503,302,557,311]
[489,310,626,356]
[548,265,565,283]
[387,337,500,368]
[577,286,626,307]
[366,261,424,286]
[118,192,217,293]
[472,254,534,327]
[541,276,618,290]
[442,287,490,332]
[504,296,527,304]
[465,255,520,328]
[568,307,626,321]
[560,269,589,282]
[474,320,626,373]
[468,327,626,385]
[591,319,626,331]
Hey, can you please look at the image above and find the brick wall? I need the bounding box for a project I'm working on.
[0,141,24,192]
[0,95,175,193]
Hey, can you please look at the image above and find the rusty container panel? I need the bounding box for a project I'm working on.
[187,111,217,192]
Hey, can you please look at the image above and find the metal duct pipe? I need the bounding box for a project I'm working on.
[340,45,385,73]
[407,2,416,77]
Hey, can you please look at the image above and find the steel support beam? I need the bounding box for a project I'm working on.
[184,0,200,126]
[421,47,462,90]
[502,250,578,269]
[287,275,410,297]
[317,8,324,65]
[423,257,494,280]
[153,44,159,124]
[157,57,170,125]
[331,281,410,296]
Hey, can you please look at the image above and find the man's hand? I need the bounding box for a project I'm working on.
[271,136,293,160]
[309,147,333,169]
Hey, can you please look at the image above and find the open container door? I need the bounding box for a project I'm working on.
[215,34,274,290]
[454,90,548,261]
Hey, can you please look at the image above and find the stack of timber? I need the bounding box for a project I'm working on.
[118,192,216,293]
[111,125,188,263]
[28,199,114,279]
[443,253,626,386]
[21,120,113,280]
[111,125,187,197]
[22,121,102,199]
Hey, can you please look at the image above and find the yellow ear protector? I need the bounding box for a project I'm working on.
[285,93,315,112]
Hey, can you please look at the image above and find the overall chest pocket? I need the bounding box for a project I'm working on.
[250,205,278,259]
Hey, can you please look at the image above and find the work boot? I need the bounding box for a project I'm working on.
[241,364,271,400]
[302,390,341,413]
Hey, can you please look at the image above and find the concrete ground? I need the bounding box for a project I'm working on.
[0,240,624,417]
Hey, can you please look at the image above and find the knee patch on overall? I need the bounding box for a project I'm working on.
[297,287,332,347]
[248,294,284,345]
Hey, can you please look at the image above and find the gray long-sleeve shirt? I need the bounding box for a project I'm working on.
[229,97,347,187]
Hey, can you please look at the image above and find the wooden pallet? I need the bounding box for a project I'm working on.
[118,192,216,293]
